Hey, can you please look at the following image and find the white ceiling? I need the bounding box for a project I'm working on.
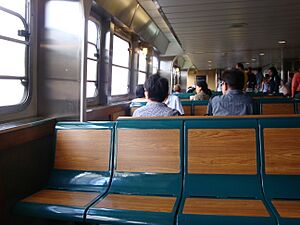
[139,0,300,70]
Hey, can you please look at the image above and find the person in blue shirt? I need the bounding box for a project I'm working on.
[210,69,253,116]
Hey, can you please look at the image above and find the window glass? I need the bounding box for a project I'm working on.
[111,35,130,96]
[138,72,146,85]
[0,79,25,107]
[0,39,26,76]
[0,1,29,108]
[0,0,26,17]
[139,53,147,72]
[0,10,26,40]
[111,66,129,95]
[86,81,97,98]
[153,56,159,74]
[87,59,97,81]
[86,20,99,99]
[87,43,97,59]
[112,35,129,67]
[88,20,97,44]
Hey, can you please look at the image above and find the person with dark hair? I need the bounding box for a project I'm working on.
[235,62,247,90]
[133,74,179,117]
[191,80,212,100]
[210,69,253,116]
[268,66,281,93]
[247,67,257,91]
[131,84,146,103]
[256,67,264,90]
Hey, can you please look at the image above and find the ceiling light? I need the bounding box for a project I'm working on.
[246,62,250,65]
[251,58,256,61]
[208,60,212,63]
[278,40,286,44]
[259,53,265,56]
[229,22,248,29]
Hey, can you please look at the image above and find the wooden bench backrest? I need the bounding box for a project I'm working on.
[183,105,192,116]
[264,127,300,175]
[261,103,295,115]
[193,105,207,116]
[116,129,180,173]
[55,129,111,171]
[188,128,257,174]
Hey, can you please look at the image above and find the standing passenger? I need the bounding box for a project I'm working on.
[211,69,253,116]
[268,66,281,94]
[235,62,247,90]
[133,74,180,117]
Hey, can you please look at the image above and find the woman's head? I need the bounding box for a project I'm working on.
[135,85,145,98]
[195,80,211,96]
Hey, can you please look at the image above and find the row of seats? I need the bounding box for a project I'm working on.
[175,92,285,100]
[14,116,300,225]
[181,98,298,115]
[130,98,300,116]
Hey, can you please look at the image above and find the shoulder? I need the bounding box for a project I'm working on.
[132,105,147,117]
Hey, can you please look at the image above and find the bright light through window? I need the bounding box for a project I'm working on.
[153,56,159,74]
[111,35,130,96]
[0,79,25,107]
[138,72,146,85]
[0,39,25,76]
[0,10,25,40]
[86,20,99,99]
[111,66,129,95]
[0,0,28,108]
[0,0,26,17]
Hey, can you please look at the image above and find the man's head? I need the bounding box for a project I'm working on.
[221,69,245,94]
[144,74,169,102]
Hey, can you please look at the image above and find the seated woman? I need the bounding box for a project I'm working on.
[133,74,180,117]
[131,84,147,102]
[190,81,212,100]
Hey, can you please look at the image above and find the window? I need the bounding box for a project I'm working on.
[138,49,147,85]
[153,56,159,74]
[111,35,130,96]
[86,20,100,98]
[0,0,30,108]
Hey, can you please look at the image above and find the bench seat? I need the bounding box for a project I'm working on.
[177,118,276,225]
[13,122,114,222]
[86,119,183,225]
[260,117,300,225]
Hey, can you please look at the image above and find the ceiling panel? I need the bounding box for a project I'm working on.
[154,0,300,69]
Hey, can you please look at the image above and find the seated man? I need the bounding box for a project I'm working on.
[133,74,180,117]
[211,69,253,116]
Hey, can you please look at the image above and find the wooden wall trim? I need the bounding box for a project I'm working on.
[0,118,56,151]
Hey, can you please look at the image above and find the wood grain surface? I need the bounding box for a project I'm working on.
[261,103,294,115]
[188,129,257,174]
[22,189,98,207]
[116,129,180,173]
[264,128,300,174]
[193,105,207,116]
[55,130,111,171]
[183,198,269,217]
[95,194,176,212]
[272,200,300,218]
